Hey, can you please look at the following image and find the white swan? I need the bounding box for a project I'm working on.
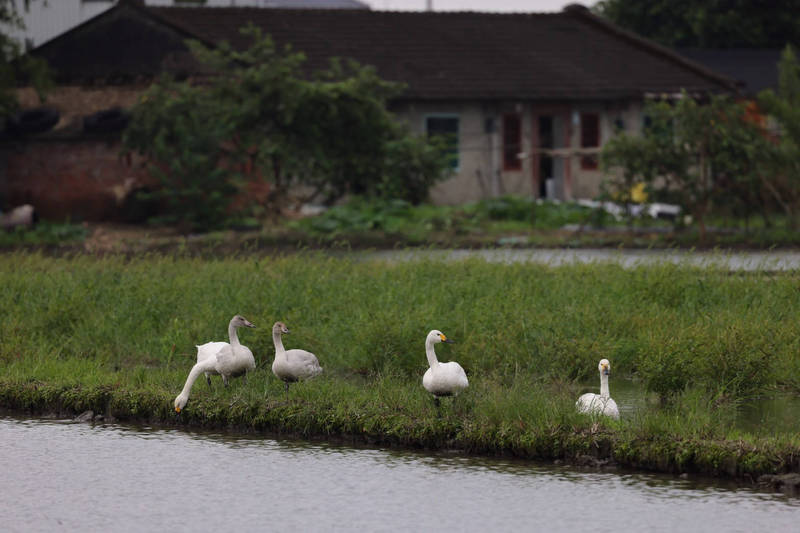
[422,330,468,405]
[576,358,620,419]
[271,321,323,396]
[174,315,256,413]
[195,341,227,388]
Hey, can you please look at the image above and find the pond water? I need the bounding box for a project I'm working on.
[1,416,798,532]
[361,248,800,271]
[580,378,800,434]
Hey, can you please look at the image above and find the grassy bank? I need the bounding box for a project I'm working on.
[1,252,799,478]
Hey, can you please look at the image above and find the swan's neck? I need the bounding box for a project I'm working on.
[599,373,610,397]
[180,362,207,399]
[425,338,439,368]
[273,331,286,358]
[228,323,241,348]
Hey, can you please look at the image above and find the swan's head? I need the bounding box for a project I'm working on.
[231,315,256,329]
[598,359,611,376]
[427,330,455,344]
[174,394,188,413]
[273,321,290,335]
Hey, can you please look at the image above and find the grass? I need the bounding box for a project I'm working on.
[1,252,799,478]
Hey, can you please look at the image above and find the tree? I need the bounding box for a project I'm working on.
[601,92,777,240]
[758,45,800,229]
[123,26,449,230]
[594,0,800,48]
[0,0,52,117]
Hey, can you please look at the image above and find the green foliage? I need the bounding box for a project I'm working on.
[0,221,87,246]
[758,45,800,228]
[595,0,800,48]
[290,195,609,239]
[124,80,236,230]
[601,93,778,239]
[0,0,53,118]
[123,27,449,231]
[379,133,452,204]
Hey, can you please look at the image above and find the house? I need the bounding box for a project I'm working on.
[0,0,737,221]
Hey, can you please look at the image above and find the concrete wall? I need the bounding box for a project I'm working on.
[396,99,644,205]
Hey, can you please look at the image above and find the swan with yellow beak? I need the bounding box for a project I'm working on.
[422,330,468,406]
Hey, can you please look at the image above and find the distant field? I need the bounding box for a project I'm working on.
[1,252,798,477]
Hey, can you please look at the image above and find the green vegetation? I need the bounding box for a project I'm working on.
[0,0,52,118]
[595,0,800,48]
[601,47,800,240]
[601,92,779,240]
[1,252,799,477]
[123,26,449,231]
[0,221,88,247]
[289,196,615,242]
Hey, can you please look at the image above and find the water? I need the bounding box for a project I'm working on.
[1,416,798,532]
[361,248,800,271]
[579,378,800,434]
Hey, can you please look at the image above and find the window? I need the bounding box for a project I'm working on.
[580,112,599,170]
[426,115,460,169]
[502,114,522,170]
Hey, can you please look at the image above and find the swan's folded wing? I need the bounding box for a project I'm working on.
[215,344,234,364]
[197,341,227,363]
[289,349,322,377]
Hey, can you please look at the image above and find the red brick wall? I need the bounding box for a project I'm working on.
[1,138,153,221]
[3,85,272,222]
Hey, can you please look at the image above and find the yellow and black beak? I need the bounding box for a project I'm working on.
[441,334,455,344]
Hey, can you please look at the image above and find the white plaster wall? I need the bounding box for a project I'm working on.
[567,100,644,200]
[396,101,540,205]
[396,101,497,205]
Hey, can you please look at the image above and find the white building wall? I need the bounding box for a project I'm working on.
[397,99,645,205]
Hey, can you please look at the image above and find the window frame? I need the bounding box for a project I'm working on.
[424,114,461,171]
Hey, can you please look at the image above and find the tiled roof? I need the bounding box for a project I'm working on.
[148,5,736,100]
[33,2,737,100]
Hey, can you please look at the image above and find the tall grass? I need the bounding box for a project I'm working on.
[2,252,798,394]
[1,252,798,475]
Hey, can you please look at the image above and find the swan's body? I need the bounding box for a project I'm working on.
[196,341,227,387]
[576,358,620,419]
[271,321,322,396]
[174,315,256,413]
[422,330,468,404]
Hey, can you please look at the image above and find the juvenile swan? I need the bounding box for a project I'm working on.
[422,330,468,405]
[174,315,256,413]
[576,358,620,419]
[271,321,322,396]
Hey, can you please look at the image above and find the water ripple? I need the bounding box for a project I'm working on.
[1,416,798,533]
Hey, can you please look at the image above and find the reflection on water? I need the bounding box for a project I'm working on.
[1,416,798,533]
[576,378,800,434]
[737,392,800,434]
